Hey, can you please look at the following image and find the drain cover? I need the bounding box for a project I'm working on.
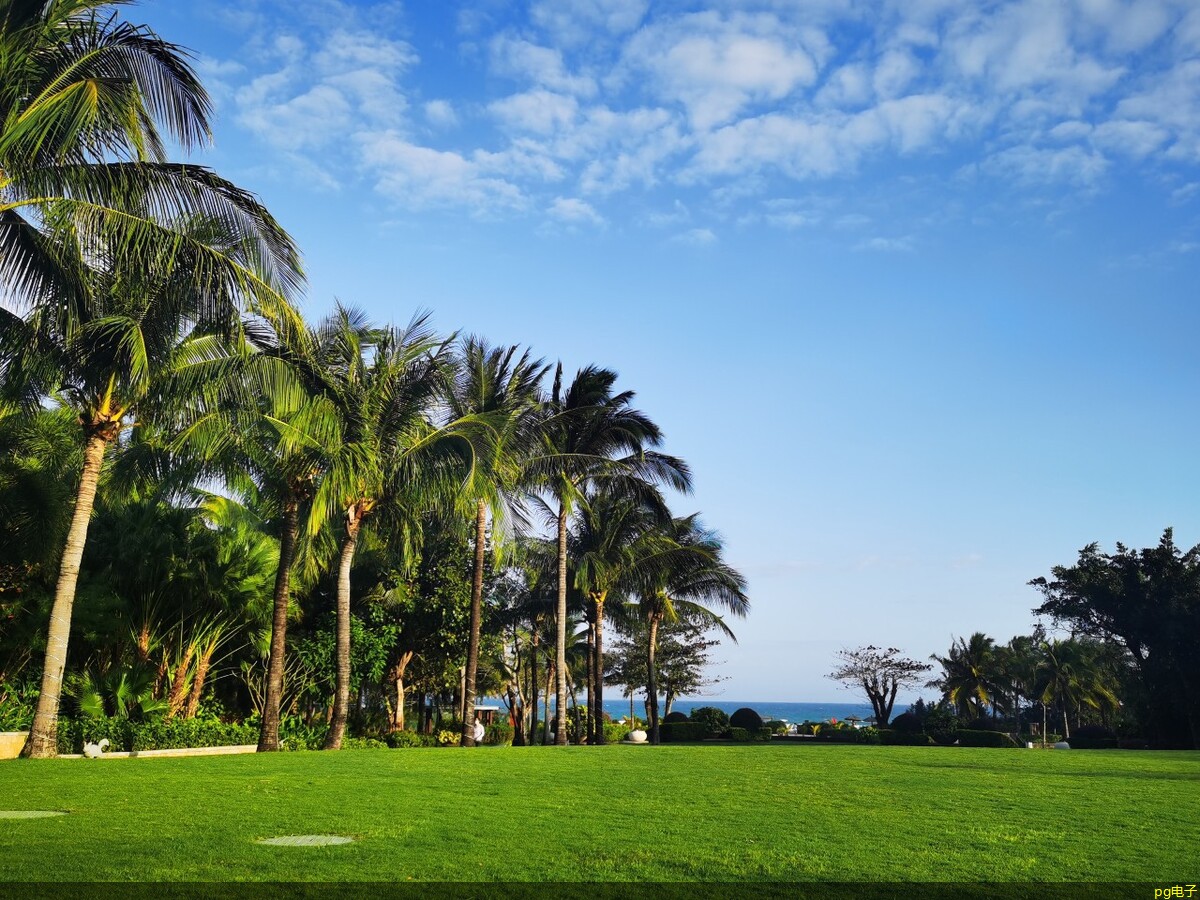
[0,810,67,819]
[256,834,355,847]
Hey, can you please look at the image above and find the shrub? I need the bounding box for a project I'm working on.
[660,722,708,743]
[386,730,424,749]
[436,729,461,746]
[1069,735,1119,750]
[483,722,514,745]
[923,706,960,745]
[821,726,880,745]
[1118,737,1149,750]
[56,718,134,754]
[278,717,327,751]
[762,719,788,735]
[878,729,933,746]
[729,707,763,731]
[129,718,257,751]
[728,726,752,741]
[663,711,689,724]
[689,706,729,736]
[603,723,631,743]
[890,712,923,734]
[956,730,1019,748]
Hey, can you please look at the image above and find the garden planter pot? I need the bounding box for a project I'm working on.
[0,732,28,760]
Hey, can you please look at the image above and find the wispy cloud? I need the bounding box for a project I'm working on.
[202,0,1200,227]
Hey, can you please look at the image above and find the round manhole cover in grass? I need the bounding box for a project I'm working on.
[256,835,355,847]
[0,810,68,819]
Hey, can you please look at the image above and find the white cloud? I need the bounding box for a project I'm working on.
[490,36,597,96]
[357,132,525,212]
[547,197,605,225]
[622,12,821,130]
[424,100,458,128]
[531,0,649,45]
[490,90,579,135]
[982,144,1109,187]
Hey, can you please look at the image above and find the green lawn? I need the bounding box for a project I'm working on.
[0,744,1197,882]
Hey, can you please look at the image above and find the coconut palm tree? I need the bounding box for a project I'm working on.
[1,2,302,758]
[1035,638,1120,740]
[569,483,672,743]
[170,310,335,751]
[307,309,486,750]
[446,338,547,747]
[929,632,1004,721]
[0,0,302,316]
[633,514,748,743]
[531,364,691,744]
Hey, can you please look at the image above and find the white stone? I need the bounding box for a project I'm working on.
[627,729,648,743]
[1054,741,1071,750]
[256,835,355,847]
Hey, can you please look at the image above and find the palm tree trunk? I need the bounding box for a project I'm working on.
[258,495,300,752]
[584,619,595,744]
[543,662,554,745]
[23,430,110,758]
[647,614,661,745]
[462,498,488,747]
[593,595,606,744]
[324,517,360,750]
[554,502,568,745]
[528,627,539,745]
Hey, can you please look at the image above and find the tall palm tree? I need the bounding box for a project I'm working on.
[532,364,691,744]
[1,1,302,758]
[446,338,547,747]
[307,309,484,750]
[928,632,1003,720]
[634,514,748,744]
[172,311,333,751]
[570,484,671,743]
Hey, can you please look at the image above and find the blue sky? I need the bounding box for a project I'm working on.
[139,0,1200,702]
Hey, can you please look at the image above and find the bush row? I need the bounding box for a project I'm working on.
[56,717,257,754]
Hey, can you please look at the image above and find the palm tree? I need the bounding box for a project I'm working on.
[1035,638,1120,740]
[1,2,302,758]
[570,484,671,743]
[307,309,484,750]
[634,514,748,743]
[929,632,1003,720]
[532,364,691,744]
[446,338,547,747]
[173,313,333,751]
[0,1,302,315]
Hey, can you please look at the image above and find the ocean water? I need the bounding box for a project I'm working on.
[600,699,876,723]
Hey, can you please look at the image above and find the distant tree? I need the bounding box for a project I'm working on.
[606,614,727,719]
[1030,529,1200,748]
[828,646,931,727]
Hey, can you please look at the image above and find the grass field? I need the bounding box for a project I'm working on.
[1,744,1197,883]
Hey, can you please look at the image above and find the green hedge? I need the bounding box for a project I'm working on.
[878,729,934,746]
[729,726,751,741]
[1068,736,1119,750]
[956,730,1019,748]
[56,718,257,754]
[660,721,708,743]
